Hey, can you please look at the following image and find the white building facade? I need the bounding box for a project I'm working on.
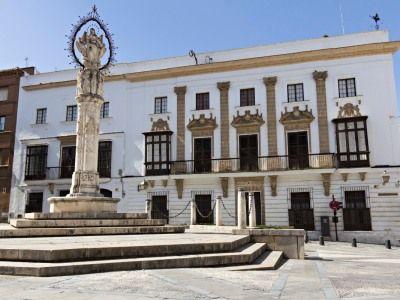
[10,31,400,244]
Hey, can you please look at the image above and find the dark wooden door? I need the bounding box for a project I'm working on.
[245,192,262,225]
[151,195,169,222]
[194,138,211,173]
[61,146,75,178]
[25,192,43,213]
[239,135,258,171]
[343,191,371,231]
[195,194,213,224]
[288,132,309,169]
[288,192,315,230]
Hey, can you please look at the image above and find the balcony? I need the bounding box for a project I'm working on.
[25,166,111,181]
[145,153,335,176]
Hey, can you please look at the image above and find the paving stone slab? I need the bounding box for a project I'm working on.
[24,212,148,220]
[227,250,284,271]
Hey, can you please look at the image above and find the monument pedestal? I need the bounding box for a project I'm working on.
[48,196,119,213]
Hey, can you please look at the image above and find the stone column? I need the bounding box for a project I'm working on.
[215,195,222,226]
[190,198,196,225]
[237,188,247,229]
[175,86,187,161]
[313,71,330,153]
[248,192,257,228]
[146,199,152,219]
[217,82,230,158]
[263,77,278,156]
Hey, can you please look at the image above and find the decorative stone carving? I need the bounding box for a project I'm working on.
[175,179,184,199]
[279,105,315,130]
[234,177,264,191]
[231,109,265,134]
[341,173,349,182]
[187,113,217,136]
[359,172,367,181]
[151,119,170,132]
[161,179,168,187]
[269,175,278,197]
[220,177,229,198]
[148,180,155,188]
[338,103,362,118]
[321,173,331,196]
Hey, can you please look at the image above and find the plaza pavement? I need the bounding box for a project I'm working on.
[0,241,398,300]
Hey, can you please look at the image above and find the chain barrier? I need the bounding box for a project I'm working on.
[151,200,191,219]
[220,197,236,219]
[194,200,216,219]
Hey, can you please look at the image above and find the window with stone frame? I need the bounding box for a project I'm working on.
[66,105,78,122]
[144,132,172,175]
[98,141,112,178]
[240,88,255,106]
[25,145,48,180]
[338,78,356,98]
[100,102,109,118]
[288,191,315,230]
[0,88,8,101]
[36,108,47,124]
[196,92,210,110]
[154,97,167,114]
[333,116,369,168]
[287,83,304,102]
[0,116,5,132]
[343,189,371,231]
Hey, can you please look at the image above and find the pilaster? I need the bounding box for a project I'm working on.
[263,77,278,156]
[217,82,230,158]
[174,86,187,161]
[313,71,330,153]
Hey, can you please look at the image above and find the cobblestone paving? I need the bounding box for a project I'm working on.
[0,241,398,300]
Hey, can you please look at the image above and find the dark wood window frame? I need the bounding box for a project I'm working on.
[98,141,112,178]
[287,83,304,102]
[100,102,109,118]
[66,105,78,122]
[60,145,76,178]
[288,192,315,230]
[154,97,168,114]
[240,88,255,107]
[343,190,371,231]
[333,116,369,168]
[338,78,357,98]
[25,145,48,180]
[144,131,172,175]
[196,92,210,110]
[36,108,47,124]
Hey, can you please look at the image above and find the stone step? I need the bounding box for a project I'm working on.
[0,225,185,238]
[24,212,148,220]
[227,250,284,271]
[0,234,250,262]
[0,242,267,276]
[10,218,166,228]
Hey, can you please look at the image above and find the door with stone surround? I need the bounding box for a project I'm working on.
[195,194,213,224]
[151,195,169,223]
[239,134,258,171]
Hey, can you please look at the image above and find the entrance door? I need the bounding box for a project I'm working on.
[151,195,169,222]
[239,135,258,171]
[245,192,262,225]
[61,146,75,178]
[195,194,213,224]
[194,138,211,173]
[25,192,43,213]
[288,192,315,230]
[287,132,309,169]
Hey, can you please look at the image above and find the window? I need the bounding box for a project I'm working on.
[98,141,112,178]
[25,145,48,180]
[196,93,210,110]
[25,192,43,213]
[0,116,5,132]
[288,192,315,230]
[66,105,77,122]
[144,132,172,175]
[60,146,76,178]
[287,83,304,102]
[36,108,47,124]
[240,88,255,106]
[338,78,356,98]
[0,88,8,101]
[333,117,369,168]
[0,148,9,166]
[343,190,371,231]
[100,102,109,118]
[154,97,167,114]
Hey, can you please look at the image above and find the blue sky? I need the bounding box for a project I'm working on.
[1,0,400,106]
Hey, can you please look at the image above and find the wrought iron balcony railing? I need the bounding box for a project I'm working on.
[25,166,111,180]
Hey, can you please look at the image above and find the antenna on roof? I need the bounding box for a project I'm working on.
[370,13,381,30]
[339,0,345,34]
[189,50,198,65]
[24,57,29,67]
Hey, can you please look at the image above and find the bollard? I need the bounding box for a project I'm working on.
[305,232,309,243]
[237,188,247,229]
[385,240,392,249]
[215,196,222,226]
[248,192,257,228]
[352,238,357,247]
[319,236,325,246]
[190,198,196,226]
[145,199,152,220]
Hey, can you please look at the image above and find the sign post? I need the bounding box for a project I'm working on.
[329,195,343,241]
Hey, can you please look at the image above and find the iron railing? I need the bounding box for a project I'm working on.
[25,166,112,180]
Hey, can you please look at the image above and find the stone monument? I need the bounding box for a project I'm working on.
[48,8,119,213]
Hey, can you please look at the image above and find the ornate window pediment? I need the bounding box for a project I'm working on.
[337,103,362,118]
[187,113,217,132]
[279,105,314,129]
[231,109,265,133]
[151,118,170,132]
